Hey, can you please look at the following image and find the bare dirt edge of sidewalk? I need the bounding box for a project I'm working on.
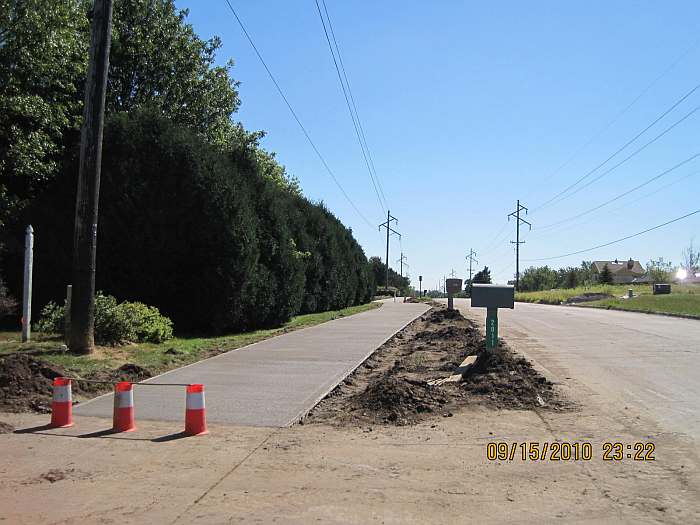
[305,304,571,427]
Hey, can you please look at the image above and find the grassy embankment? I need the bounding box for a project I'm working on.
[515,284,700,318]
[0,301,382,377]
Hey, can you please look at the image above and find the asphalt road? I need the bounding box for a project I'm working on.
[453,298,700,442]
[74,300,429,427]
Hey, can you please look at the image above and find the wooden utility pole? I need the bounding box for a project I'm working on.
[378,210,400,291]
[508,200,531,292]
[70,0,113,354]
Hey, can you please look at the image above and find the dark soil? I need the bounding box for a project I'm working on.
[0,353,153,413]
[566,293,613,304]
[306,305,567,426]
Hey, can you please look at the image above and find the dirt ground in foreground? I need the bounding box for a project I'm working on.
[308,306,567,426]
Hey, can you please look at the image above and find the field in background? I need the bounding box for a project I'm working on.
[0,302,382,378]
[516,284,700,318]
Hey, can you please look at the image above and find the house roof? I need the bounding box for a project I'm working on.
[592,260,645,275]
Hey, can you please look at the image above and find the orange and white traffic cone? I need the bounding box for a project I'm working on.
[184,384,208,436]
[112,382,136,432]
[50,377,73,428]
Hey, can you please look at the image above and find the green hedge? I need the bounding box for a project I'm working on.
[7,110,373,333]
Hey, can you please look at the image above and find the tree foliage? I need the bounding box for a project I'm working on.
[368,256,409,292]
[518,261,595,292]
[646,258,672,284]
[0,0,88,226]
[0,0,246,224]
[1,1,373,333]
[472,266,492,284]
[598,263,613,284]
[5,110,372,332]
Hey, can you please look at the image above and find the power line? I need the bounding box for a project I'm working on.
[536,150,700,231]
[222,0,373,228]
[542,101,700,209]
[314,0,386,213]
[524,208,700,262]
[528,167,700,241]
[524,35,700,199]
[320,0,389,209]
[532,80,700,212]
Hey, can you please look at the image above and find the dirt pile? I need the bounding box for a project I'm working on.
[307,305,565,426]
[461,346,557,409]
[0,353,153,412]
[0,354,70,412]
[357,377,449,424]
[565,293,612,304]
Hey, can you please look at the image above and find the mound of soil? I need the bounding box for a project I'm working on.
[0,354,71,413]
[357,377,449,424]
[461,346,557,409]
[0,353,153,412]
[565,293,612,304]
[0,421,15,433]
[307,305,566,426]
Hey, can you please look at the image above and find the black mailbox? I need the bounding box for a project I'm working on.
[653,283,671,295]
[445,278,463,294]
[470,284,515,309]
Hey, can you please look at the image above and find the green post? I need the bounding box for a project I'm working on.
[486,307,498,348]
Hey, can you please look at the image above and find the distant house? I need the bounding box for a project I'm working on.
[591,259,645,284]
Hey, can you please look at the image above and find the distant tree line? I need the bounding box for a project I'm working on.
[517,262,596,292]
[368,257,410,293]
[0,0,375,332]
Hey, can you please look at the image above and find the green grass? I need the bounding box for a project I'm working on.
[0,301,382,377]
[584,292,700,318]
[515,284,640,305]
[515,284,700,318]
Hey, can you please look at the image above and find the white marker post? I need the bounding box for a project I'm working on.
[65,284,72,345]
[22,225,34,342]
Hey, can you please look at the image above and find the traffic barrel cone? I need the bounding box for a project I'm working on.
[50,377,73,428]
[112,382,136,432]
[185,384,208,436]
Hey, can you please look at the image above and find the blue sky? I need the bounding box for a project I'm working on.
[179,1,699,288]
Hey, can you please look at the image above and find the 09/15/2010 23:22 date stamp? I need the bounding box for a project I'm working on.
[486,442,656,462]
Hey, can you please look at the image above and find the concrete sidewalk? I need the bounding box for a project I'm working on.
[74,300,429,427]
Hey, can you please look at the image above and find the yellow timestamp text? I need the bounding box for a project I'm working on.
[486,441,655,462]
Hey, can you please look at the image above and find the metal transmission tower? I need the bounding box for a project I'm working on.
[396,252,408,277]
[379,210,400,291]
[508,200,531,291]
[449,269,457,277]
[465,249,478,283]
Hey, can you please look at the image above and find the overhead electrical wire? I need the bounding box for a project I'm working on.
[523,208,700,262]
[222,0,374,228]
[536,149,700,230]
[532,80,700,212]
[314,0,386,213]
[528,167,700,241]
[319,0,389,209]
[541,101,700,208]
[524,35,700,200]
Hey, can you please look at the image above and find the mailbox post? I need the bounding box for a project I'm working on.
[445,278,462,310]
[470,284,514,349]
